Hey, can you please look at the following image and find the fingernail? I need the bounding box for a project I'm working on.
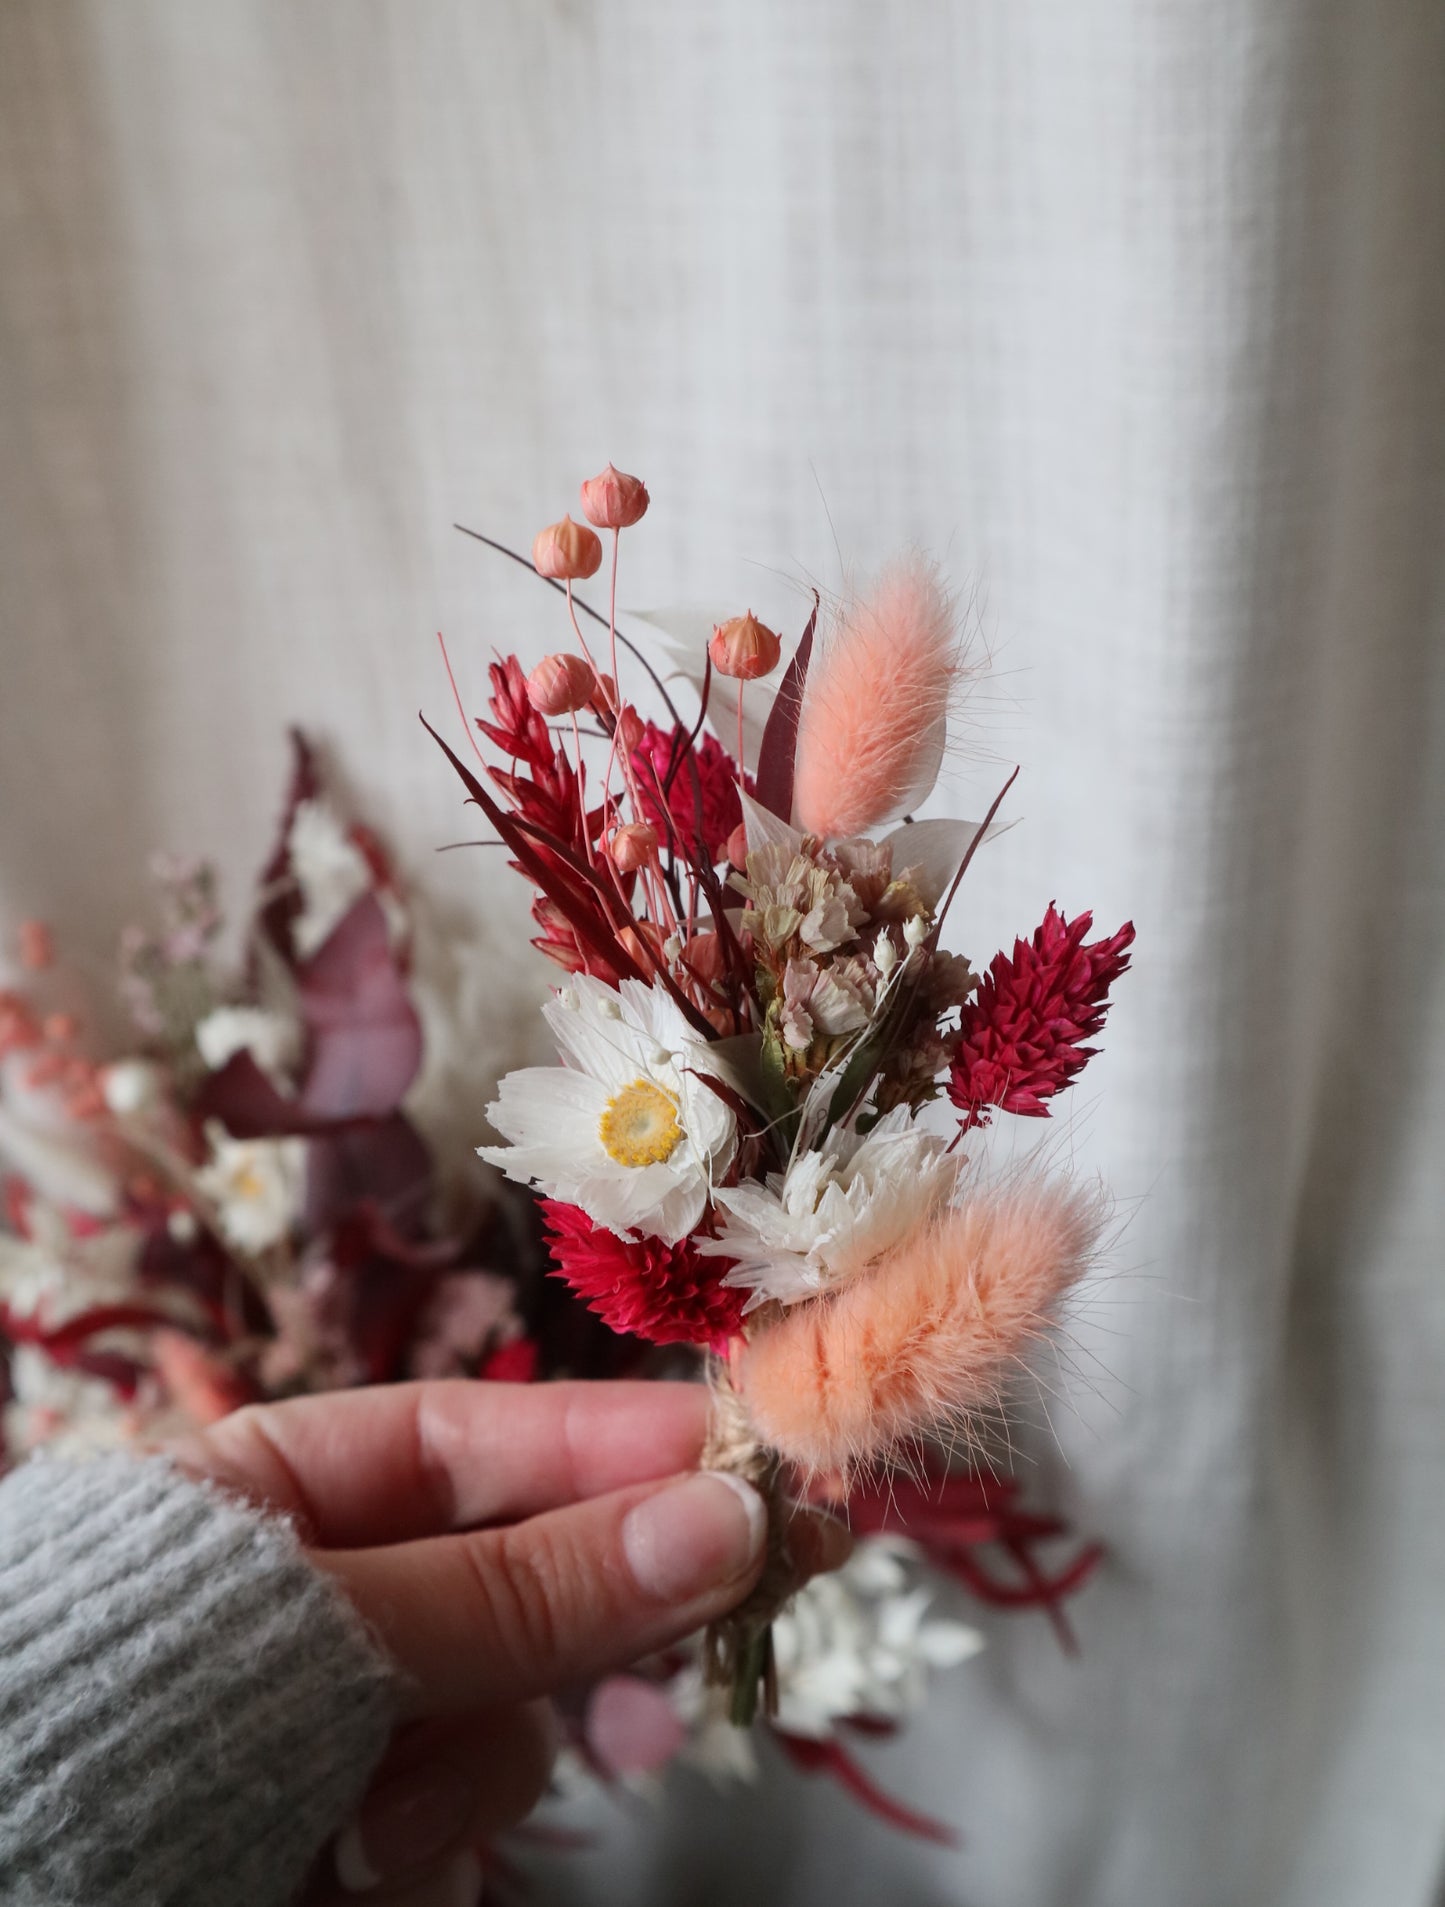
[334,1760,475,1892]
[622,1470,767,1603]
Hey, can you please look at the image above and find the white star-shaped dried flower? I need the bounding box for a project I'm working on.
[479,976,737,1245]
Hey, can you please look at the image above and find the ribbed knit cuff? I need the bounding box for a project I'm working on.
[0,1453,398,1907]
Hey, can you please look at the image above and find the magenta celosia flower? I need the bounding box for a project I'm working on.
[948,905,1135,1130]
[630,721,744,863]
[540,1199,747,1351]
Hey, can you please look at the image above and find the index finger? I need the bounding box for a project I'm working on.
[166,1379,711,1548]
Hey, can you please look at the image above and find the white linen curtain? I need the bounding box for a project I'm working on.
[2,4,1442,1903]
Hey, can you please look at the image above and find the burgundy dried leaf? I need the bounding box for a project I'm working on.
[753,593,818,823]
[196,895,422,1136]
[192,1049,304,1138]
[423,714,650,989]
[295,894,423,1121]
[773,1731,958,1846]
[0,1301,174,1351]
[138,1223,270,1341]
[828,1460,1102,1653]
[303,1114,434,1240]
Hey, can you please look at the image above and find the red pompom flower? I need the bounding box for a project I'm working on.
[540,1199,747,1351]
[948,905,1135,1130]
[630,722,744,864]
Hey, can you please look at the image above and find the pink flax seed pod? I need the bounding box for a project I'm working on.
[580,463,650,530]
[589,672,619,716]
[609,823,659,873]
[527,653,597,716]
[709,611,781,681]
[532,515,604,581]
[18,921,53,972]
[738,1173,1105,1479]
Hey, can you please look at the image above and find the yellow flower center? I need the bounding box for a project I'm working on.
[598,1078,683,1168]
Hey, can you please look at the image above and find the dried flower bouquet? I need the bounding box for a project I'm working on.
[433,465,1134,1726]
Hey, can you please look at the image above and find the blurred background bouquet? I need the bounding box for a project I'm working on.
[0,716,1107,1853]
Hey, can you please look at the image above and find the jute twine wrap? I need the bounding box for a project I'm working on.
[700,1358,797,1724]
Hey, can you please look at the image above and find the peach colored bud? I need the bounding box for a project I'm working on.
[18,920,53,971]
[532,515,604,581]
[580,463,650,531]
[609,823,659,873]
[617,922,665,972]
[616,706,645,754]
[0,1009,33,1056]
[589,672,619,716]
[709,611,781,681]
[725,821,749,867]
[527,653,597,716]
[64,1084,106,1122]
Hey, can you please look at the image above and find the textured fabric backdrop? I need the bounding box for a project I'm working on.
[2,5,1443,1904]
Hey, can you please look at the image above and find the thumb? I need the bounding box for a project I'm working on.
[318,1470,769,1718]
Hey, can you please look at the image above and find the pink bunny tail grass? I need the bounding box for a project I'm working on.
[792,556,966,837]
[737,1174,1107,1480]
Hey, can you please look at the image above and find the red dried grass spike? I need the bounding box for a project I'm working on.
[530,898,625,985]
[540,1200,746,1351]
[482,662,595,858]
[949,905,1134,1130]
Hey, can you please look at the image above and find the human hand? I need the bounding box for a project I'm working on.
[165,1378,850,1901]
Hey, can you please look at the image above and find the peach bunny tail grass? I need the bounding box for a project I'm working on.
[792,555,967,838]
[737,1175,1107,1480]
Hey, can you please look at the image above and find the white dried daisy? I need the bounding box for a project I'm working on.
[193,1123,305,1255]
[700,1107,960,1307]
[0,1213,144,1327]
[479,975,737,1245]
[772,1536,983,1740]
[195,1005,300,1086]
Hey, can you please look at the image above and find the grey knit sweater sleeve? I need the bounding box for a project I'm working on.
[0,1453,399,1906]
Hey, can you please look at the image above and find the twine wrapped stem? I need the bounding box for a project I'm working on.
[700,1357,797,1727]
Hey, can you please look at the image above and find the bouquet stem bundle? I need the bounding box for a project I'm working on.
[699,1361,793,1725]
